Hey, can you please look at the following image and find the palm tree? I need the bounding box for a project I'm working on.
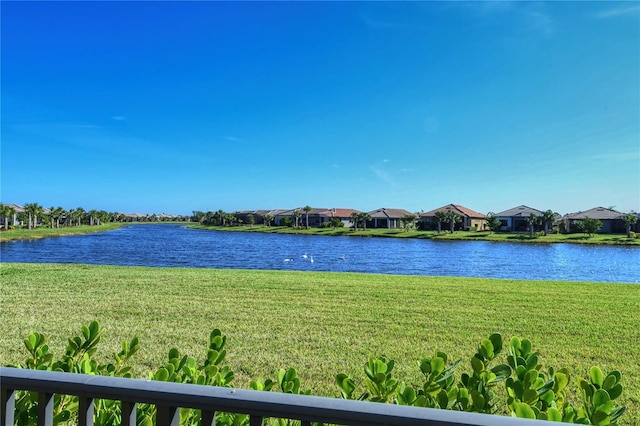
[293,210,302,228]
[525,213,539,237]
[361,212,372,231]
[88,210,98,226]
[303,205,312,229]
[444,210,461,233]
[263,214,274,227]
[47,206,57,228]
[329,216,342,229]
[621,212,638,237]
[74,207,86,226]
[23,202,43,229]
[434,211,447,233]
[349,212,360,231]
[540,210,560,236]
[484,212,501,234]
[400,214,417,231]
[0,204,16,230]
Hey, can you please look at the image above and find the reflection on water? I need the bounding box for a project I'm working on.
[1,224,638,283]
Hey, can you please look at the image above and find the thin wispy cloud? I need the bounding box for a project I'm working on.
[369,165,398,188]
[525,11,554,38]
[456,2,555,39]
[57,123,102,129]
[594,5,640,19]
[588,151,640,161]
[223,136,242,142]
[111,116,125,121]
[359,14,406,30]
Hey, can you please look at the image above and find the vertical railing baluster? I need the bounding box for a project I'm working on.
[201,409,215,426]
[37,392,54,426]
[120,401,136,426]
[78,396,95,426]
[1,388,16,426]
[249,415,264,426]
[156,405,180,426]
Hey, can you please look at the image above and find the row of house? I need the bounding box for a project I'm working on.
[233,204,640,234]
[3,202,637,234]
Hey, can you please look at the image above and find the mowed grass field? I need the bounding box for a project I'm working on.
[1,263,639,423]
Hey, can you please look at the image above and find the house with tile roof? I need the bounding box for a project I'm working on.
[252,208,362,228]
[419,204,486,231]
[326,208,362,228]
[494,205,544,232]
[562,207,626,234]
[366,208,415,229]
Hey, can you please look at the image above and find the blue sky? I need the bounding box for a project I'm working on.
[1,1,638,216]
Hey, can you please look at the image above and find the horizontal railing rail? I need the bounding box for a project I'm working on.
[1,367,563,426]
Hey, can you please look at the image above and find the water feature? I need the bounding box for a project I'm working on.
[1,224,638,283]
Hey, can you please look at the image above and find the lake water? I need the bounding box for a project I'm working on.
[1,224,638,283]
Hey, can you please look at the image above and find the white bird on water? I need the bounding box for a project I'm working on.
[301,253,308,259]
[310,256,314,263]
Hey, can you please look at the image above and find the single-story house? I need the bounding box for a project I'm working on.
[326,208,361,228]
[562,207,627,234]
[366,208,415,229]
[419,204,486,231]
[0,203,24,227]
[274,207,332,227]
[233,210,273,225]
[494,205,544,232]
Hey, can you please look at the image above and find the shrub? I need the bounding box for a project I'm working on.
[5,322,627,425]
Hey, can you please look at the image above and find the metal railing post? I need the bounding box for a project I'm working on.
[250,415,264,426]
[121,401,136,426]
[37,392,54,426]
[78,396,95,426]
[156,405,179,426]
[1,388,15,426]
[201,409,215,426]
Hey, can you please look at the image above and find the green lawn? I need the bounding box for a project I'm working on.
[190,224,640,246]
[1,263,638,423]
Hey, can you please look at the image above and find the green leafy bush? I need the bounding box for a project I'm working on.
[6,322,627,425]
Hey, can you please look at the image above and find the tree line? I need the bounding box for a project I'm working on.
[0,203,189,230]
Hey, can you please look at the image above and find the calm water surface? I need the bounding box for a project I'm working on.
[1,224,638,283]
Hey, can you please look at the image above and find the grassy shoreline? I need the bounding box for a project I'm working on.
[1,263,638,422]
[189,224,640,246]
[1,222,637,246]
[0,223,123,242]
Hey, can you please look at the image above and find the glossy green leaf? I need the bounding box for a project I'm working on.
[514,402,536,419]
[471,356,484,375]
[607,383,622,400]
[523,388,539,404]
[593,389,611,409]
[553,372,569,393]
[430,357,445,376]
[590,410,610,426]
[154,368,169,382]
[590,366,604,387]
[547,407,562,422]
[480,339,494,359]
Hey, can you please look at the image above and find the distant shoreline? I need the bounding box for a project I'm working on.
[188,224,640,246]
[2,222,638,246]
